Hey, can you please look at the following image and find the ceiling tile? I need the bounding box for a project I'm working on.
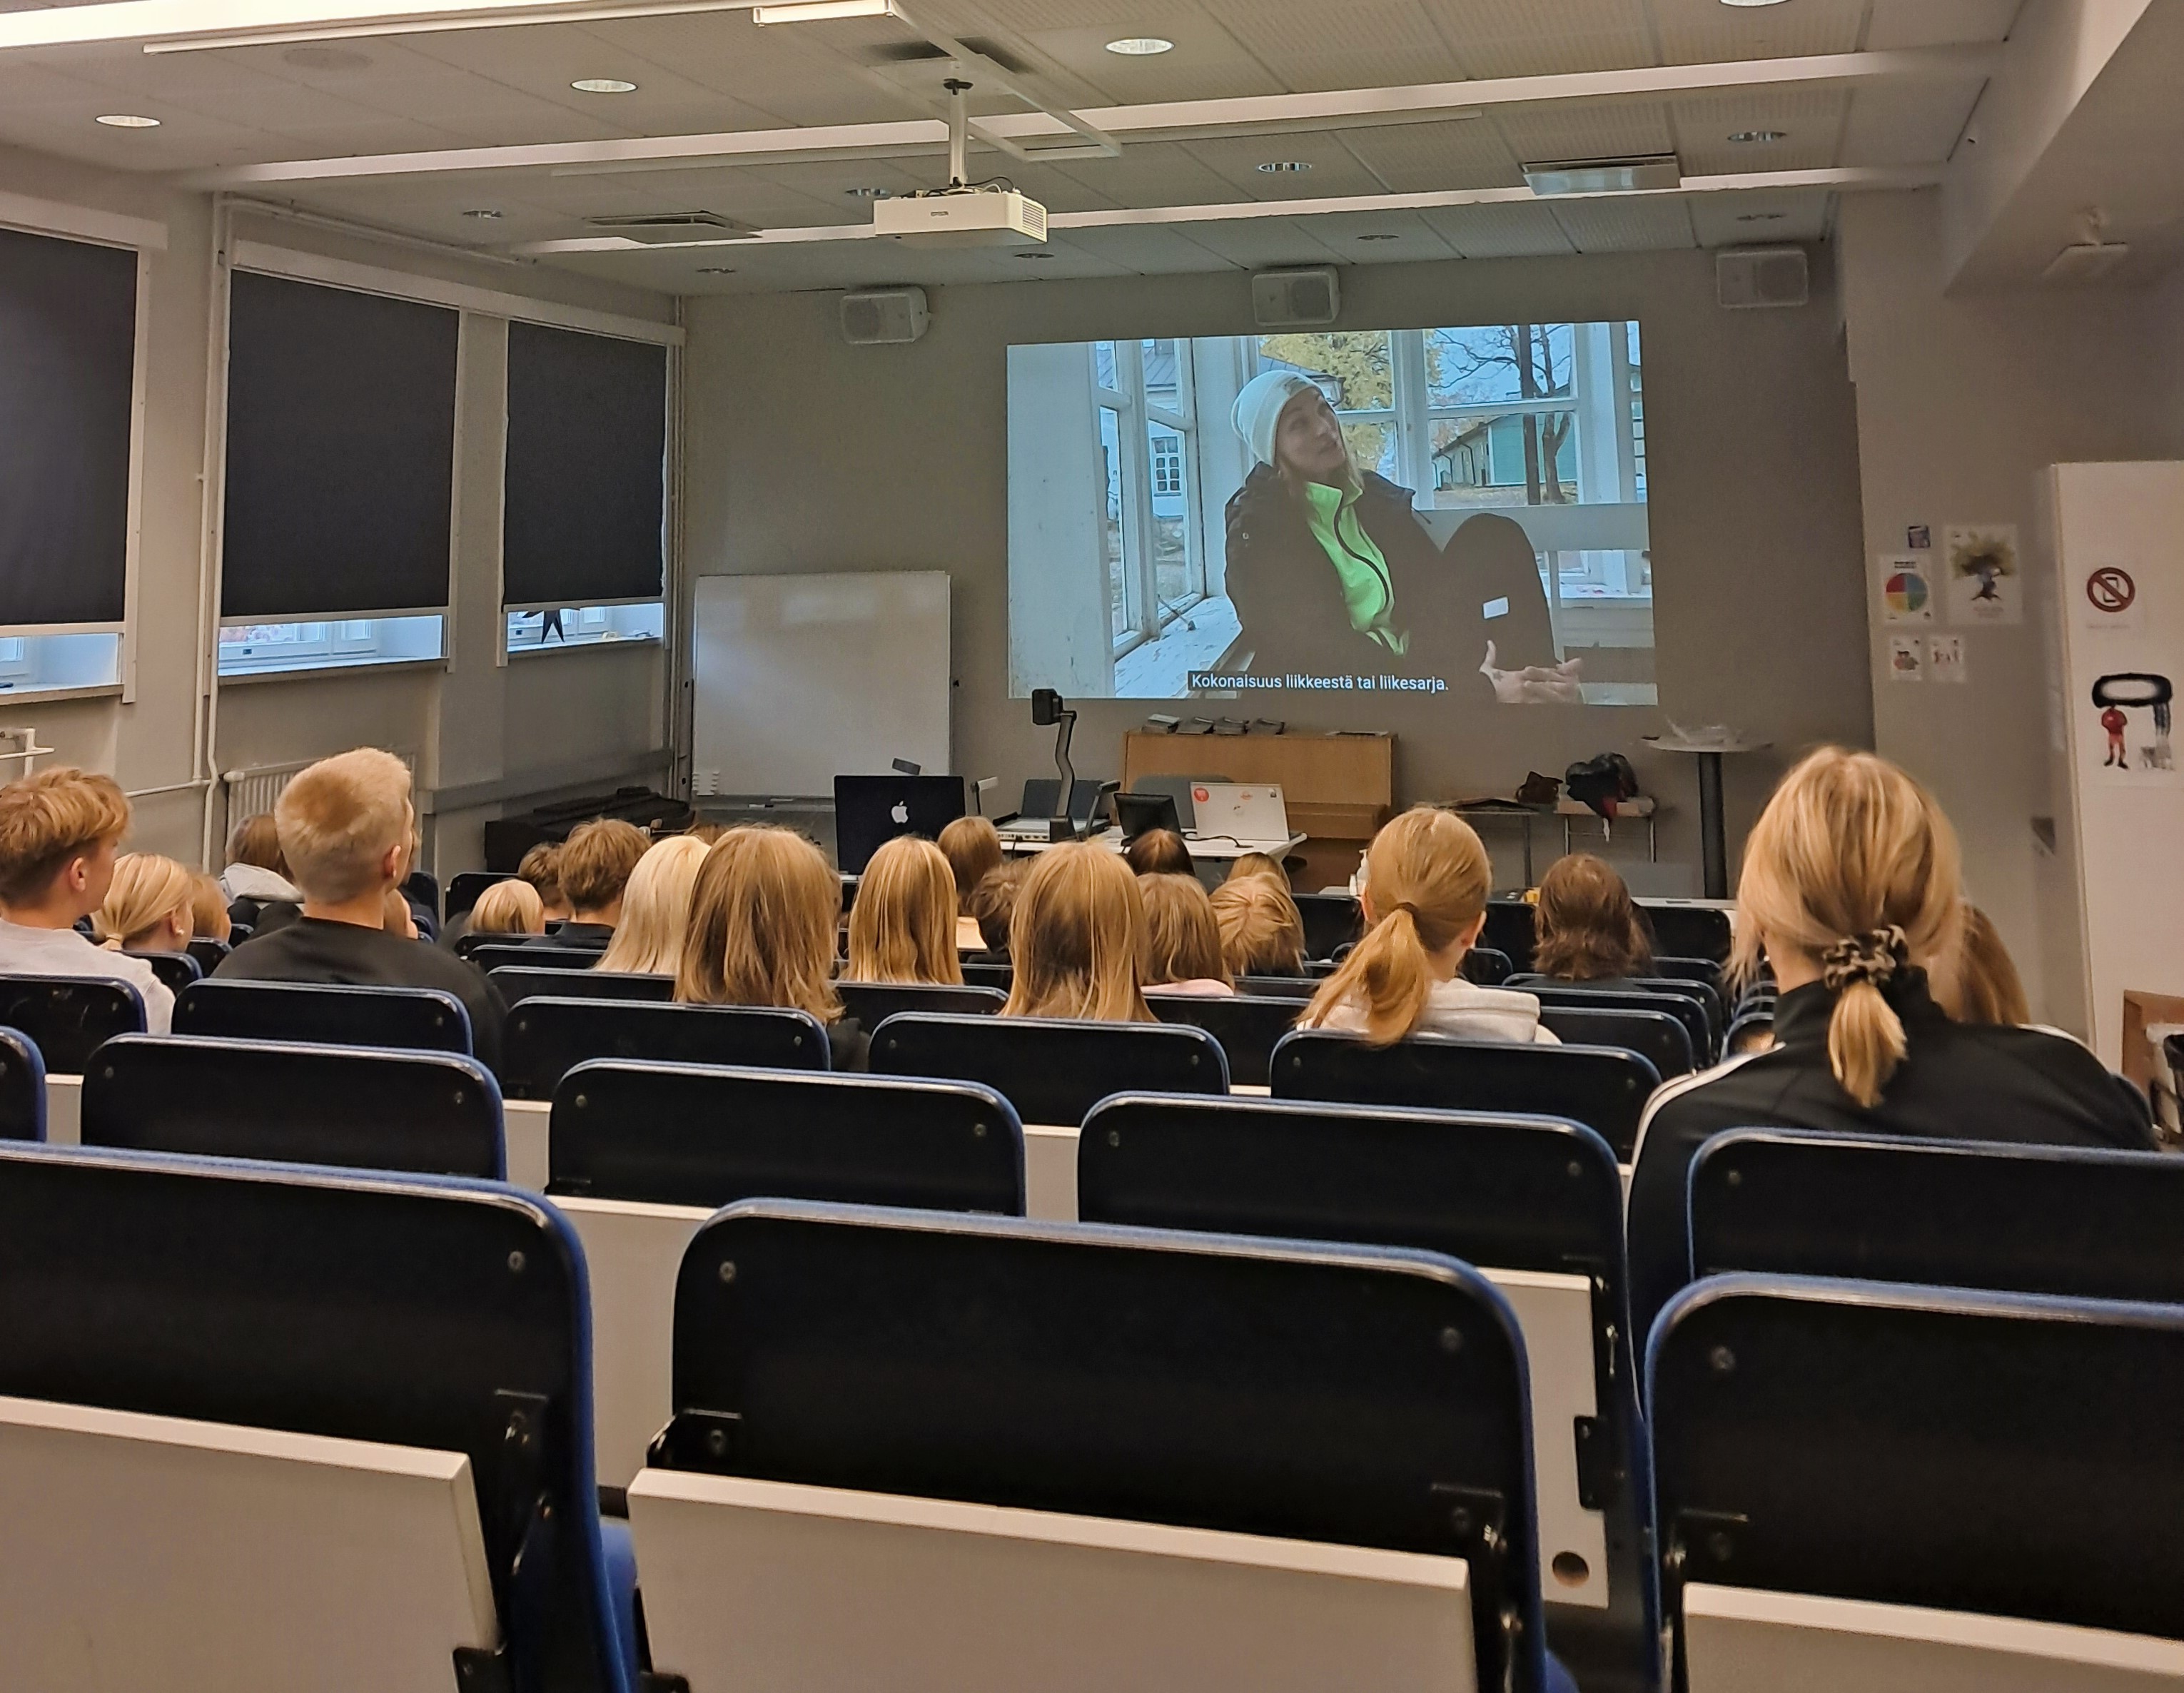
[1335,117,1525,192]
[1865,0,2021,50]
[1418,197,1578,256]
[1011,16,1284,106]
[1490,96,1674,166]
[1178,128,1394,198]
[1418,0,1654,78]
[1161,215,1358,269]
[1839,76,1982,167]
[1672,85,1848,175]
[1051,140,1260,208]
[1053,222,1240,273]
[1196,0,1467,92]
[1548,193,1694,251]
[1644,0,1867,64]
[1685,186,1832,246]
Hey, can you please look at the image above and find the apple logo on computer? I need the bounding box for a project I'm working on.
[891,800,910,824]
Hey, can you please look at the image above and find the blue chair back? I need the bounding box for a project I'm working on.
[1273,1029,1661,1161]
[0,974,145,1073]
[1691,1129,2184,1303]
[1637,901,1731,963]
[447,869,510,921]
[548,1061,1021,1211]
[0,1142,630,1693]
[175,979,471,1054]
[869,1012,1227,1124]
[184,936,231,976]
[1634,976,1723,1038]
[124,950,202,995]
[1649,1276,2184,1664]
[0,1026,45,1140]
[490,966,674,1006]
[1463,946,1515,986]
[470,941,605,973]
[835,981,1007,1029]
[1146,992,1299,1088]
[1292,891,1362,962]
[83,1034,504,1178]
[658,1200,1553,1693]
[1520,983,1711,1066]
[1535,1004,1693,1078]
[500,997,827,1101]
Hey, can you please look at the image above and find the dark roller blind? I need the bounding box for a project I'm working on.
[502,320,667,608]
[0,226,137,627]
[222,270,457,619]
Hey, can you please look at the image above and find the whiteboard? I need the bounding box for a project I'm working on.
[692,572,951,797]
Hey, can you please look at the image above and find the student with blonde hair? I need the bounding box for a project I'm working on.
[468,879,545,937]
[1210,872,1309,981]
[965,860,1026,964]
[532,817,648,949]
[1123,828,1194,879]
[1938,903,2033,1027]
[1301,807,1553,1046]
[678,827,868,1068]
[188,874,232,946]
[938,814,1004,951]
[599,835,708,976]
[216,748,505,1070]
[846,835,964,986]
[1225,851,1290,889]
[517,843,572,924]
[1529,852,1652,988]
[0,767,173,1031]
[1626,747,2153,1342]
[1139,874,1234,996]
[1002,842,1153,1022]
[93,853,196,953]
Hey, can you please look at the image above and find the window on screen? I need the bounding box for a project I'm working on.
[1007,321,1652,706]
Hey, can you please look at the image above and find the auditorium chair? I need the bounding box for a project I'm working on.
[1649,1276,2184,1691]
[630,1199,1562,1693]
[81,1034,503,1178]
[1648,955,1724,988]
[1637,901,1732,964]
[960,961,1012,991]
[544,1060,1025,1487]
[1689,1128,2184,1305]
[175,978,471,1055]
[1078,1092,1650,1683]
[488,966,674,1006]
[1535,1004,1694,1079]
[1238,974,1315,1000]
[1635,974,1723,1038]
[869,1011,1226,1126]
[1520,982,1712,1066]
[1480,899,1537,972]
[1723,1009,1774,1056]
[444,868,509,922]
[468,941,604,974]
[835,980,1007,1029]
[0,1027,44,1141]
[1146,991,1301,1087]
[123,949,201,996]
[184,936,231,977]
[1464,946,1516,986]
[0,974,145,1073]
[500,997,827,1102]
[1292,891,1363,961]
[0,1143,635,1692]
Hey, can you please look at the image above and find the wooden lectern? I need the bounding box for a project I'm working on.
[1122,732,1393,891]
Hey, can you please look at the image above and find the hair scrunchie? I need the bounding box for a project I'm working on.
[1821,924,1909,991]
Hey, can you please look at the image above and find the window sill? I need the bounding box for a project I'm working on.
[0,682,124,705]
[219,657,448,687]
[507,635,662,661]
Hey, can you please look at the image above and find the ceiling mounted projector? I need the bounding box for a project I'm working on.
[871,74,1049,249]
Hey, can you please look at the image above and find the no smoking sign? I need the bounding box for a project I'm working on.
[2086,566,2138,617]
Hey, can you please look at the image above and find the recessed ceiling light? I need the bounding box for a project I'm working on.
[1016,251,1053,259]
[1104,36,1173,55]
[844,186,892,199]
[695,265,737,273]
[1258,160,1311,174]
[1719,0,1790,7]
[1735,211,1786,223]
[95,113,160,128]
[1727,129,1786,144]
[1355,233,1400,242]
[462,208,502,219]
[571,77,637,94]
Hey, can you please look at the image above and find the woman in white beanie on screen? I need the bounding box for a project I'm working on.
[1222,368,1579,703]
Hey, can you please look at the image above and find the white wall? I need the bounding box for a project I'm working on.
[683,248,1874,881]
[0,141,676,876]
[1838,188,2183,1025]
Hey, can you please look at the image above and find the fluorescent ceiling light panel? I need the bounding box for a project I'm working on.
[0,0,755,50]
[1523,155,1680,194]
[95,112,162,126]
[1103,36,1171,54]
[143,0,756,51]
[752,0,891,19]
[571,76,636,90]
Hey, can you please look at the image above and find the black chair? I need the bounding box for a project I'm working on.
[1078,1093,1647,1673]
[1535,1004,1693,1078]
[445,869,510,923]
[183,936,231,976]
[1634,975,1723,1040]
[1292,892,1362,962]
[1647,956,1722,988]
[1649,1276,2184,1688]
[174,979,471,1055]
[1146,993,1300,1088]
[1723,1008,1774,1054]
[1520,983,1712,1068]
[839,873,859,910]
[470,942,604,974]
[1690,1128,2184,1304]
[0,1026,44,1141]
[653,1199,1556,1693]
[1463,946,1515,986]
[1238,974,1315,1001]
[836,981,1007,1030]
[1272,1029,1661,1161]
[500,996,828,1102]
[547,1060,1022,1211]
[869,1012,1227,1124]
[960,961,1011,991]
[0,976,145,1073]
[0,1141,631,1692]
[1637,901,1731,963]
[82,1035,504,1178]
[1480,899,1536,972]
[123,950,201,996]
[490,966,674,1006]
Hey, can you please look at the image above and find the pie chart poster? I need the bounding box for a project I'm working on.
[1875,553,1935,625]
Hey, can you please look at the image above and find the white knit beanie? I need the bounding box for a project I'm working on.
[1231,369,1318,468]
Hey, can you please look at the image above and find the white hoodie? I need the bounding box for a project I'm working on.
[219,862,302,904]
[1315,977,1560,1044]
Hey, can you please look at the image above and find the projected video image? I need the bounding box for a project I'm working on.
[1007,323,1653,706]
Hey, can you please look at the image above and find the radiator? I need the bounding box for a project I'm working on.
[221,752,418,844]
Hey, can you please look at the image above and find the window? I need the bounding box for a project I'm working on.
[0,632,121,693]
[1093,338,1208,657]
[217,614,443,677]
[505,602,665,652]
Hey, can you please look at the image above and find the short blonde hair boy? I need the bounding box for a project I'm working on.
[274,748,413,904]
[0,767,131,906]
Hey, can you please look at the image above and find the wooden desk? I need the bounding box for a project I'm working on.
[1122,732,1391,890]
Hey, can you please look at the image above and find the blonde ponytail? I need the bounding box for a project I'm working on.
[93,853,196,951]
[1734,749,1963,1108]
[1303,807,1491,1046]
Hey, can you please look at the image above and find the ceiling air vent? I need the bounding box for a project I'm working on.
[1522,155,1682,196]
[583,212,759,244]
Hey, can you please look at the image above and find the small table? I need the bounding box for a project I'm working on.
[1643,737,1771,900]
